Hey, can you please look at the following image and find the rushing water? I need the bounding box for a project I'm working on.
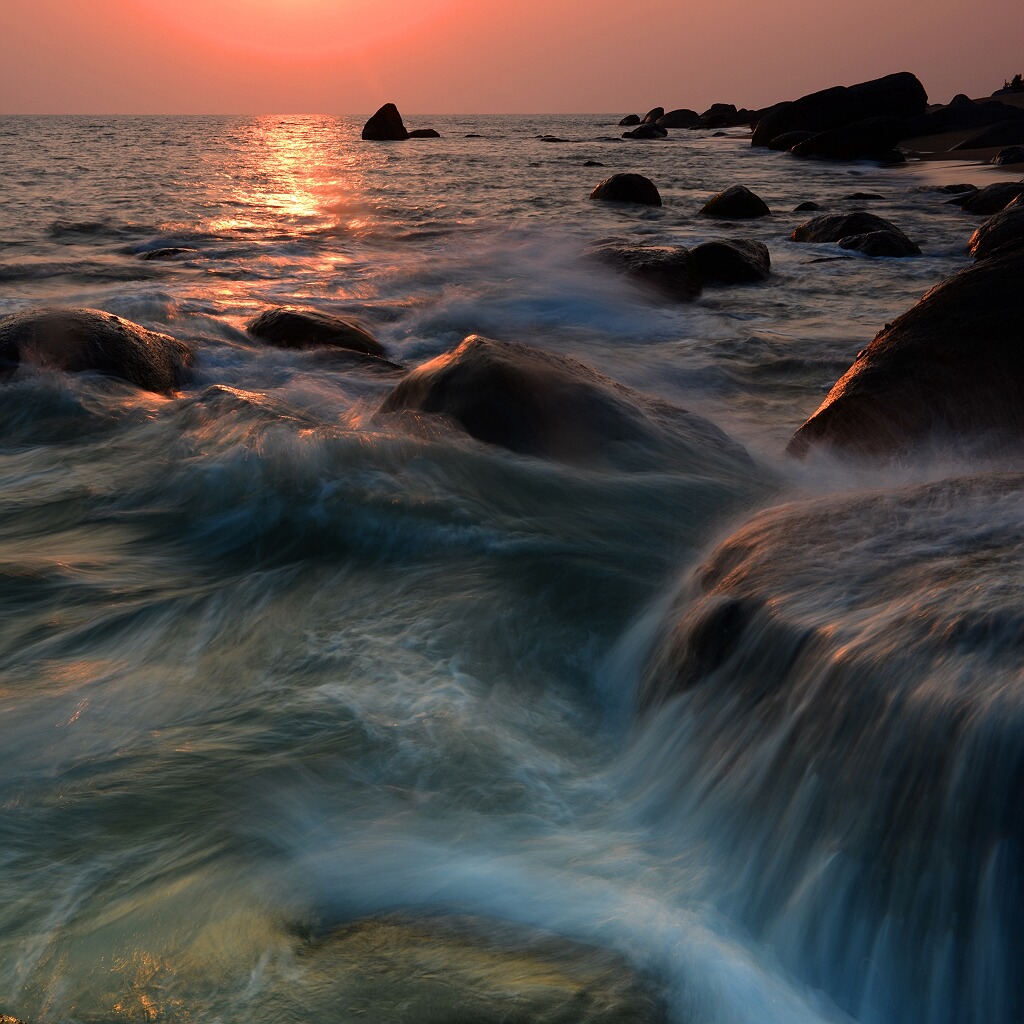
[0,114,1019,1024]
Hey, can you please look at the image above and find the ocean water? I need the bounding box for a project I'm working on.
[0,114,1019,1024]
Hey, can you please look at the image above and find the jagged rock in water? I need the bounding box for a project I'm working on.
[361,103,409,140]
[690,239,770,283]
[589,173,662,206]
[247,307,385,357]
[587,241,702,300]
[787,248,1024,457]
[0,307,193,394]
[699,185,770,218]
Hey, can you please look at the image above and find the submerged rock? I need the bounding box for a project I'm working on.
[587,241,702,301]
[690,239,771,283]
[139,246,197,260]
[378,335,750,470]
[247,307,385,358]
[699,185,770,218]
[407,128,441,139]
[0,307,193,394]
[788,248,1024,457]
[589,173,662,206]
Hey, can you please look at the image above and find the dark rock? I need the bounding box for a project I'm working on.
[407,128,440,139]
[589,173,662,206]
[904,97,1024,137]
[361,103,409,141]
[767,130,818,151]
[842,192,885,201]
[919,183,977,193]
[464,133,484,138]
[139,246,197,260]
[791,211,911,244]
[701,102,738,120]
[657,108,701,128]
[711,131,728,137]
[700,185,770,218]
[790,116,905,161]
[622,124,668,139]
[787,249,1024,457]
[618,114,642,126]
[0,307,193,394]
[583,160,605,166]
[794,200,821,211]
[838,230,921,257]
[993,145,1024,165]
[247,307,385,358]
[968,205,1024,260]
[952,120,1024,150]
[752,72,928,147]
[641,106,665,124]
[953,182,1024,214]
[691,239,771,284]
[588,241,702,301]
[539,135,569,142]
[378,335,748,470]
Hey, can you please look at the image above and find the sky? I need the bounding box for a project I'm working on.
[1,0,1021,114]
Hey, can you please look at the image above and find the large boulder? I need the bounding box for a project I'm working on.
[791,211,912,244]
[657,108,701,128]
[952,181,1024,214]
[751,72,927,147]
[0,307,193,394]
[641,106,665,124]
[837,230,921,257]
[968,204,1024,260]
[699,185,770,218]
[690,239,771,283]
[993,145,1024,165]
[767,130,818,151]
[587,241,702,301]
[787,248,1024,457]
[622,124,668,139]
[378,335,750,470]
[904,97,1024,137]
[789,116,905,161]
[361,103,409,141]
[407,128,441,139]
[246,307,385,358]
[618,113,642,126]
[952,120,1024,150]
[589,173,662,206]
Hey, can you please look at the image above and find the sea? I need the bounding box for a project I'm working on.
[0,114,1020,1024]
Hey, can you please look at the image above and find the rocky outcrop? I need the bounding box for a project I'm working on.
[0,307,193,394]
[838,230,921,257]
[623,124,668,139]
[690,239,771,283]
[589,173,662,206]
[587,242,702,301]
[993,146,1024,165]
[641,106,665,124]
[246,307,385,358]
[905,97,1024,138]
[789,116,905,161]
[618,114,641,126]
[787,248,1024,457]
[751,72,928,147]
[361,104,439,141]
[968,205,1024,260]
[699,185,770,218]
[952,181,1024,214]
[657,108,701,128]
[952,120,1024,150]
[407,128,441,139]
[791,211,913,245]
[767,130,817,151]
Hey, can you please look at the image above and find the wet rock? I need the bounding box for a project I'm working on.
[587,241,702,301]
[641,106,665,124]
[691,239,771,283]
[139,246,197,260]
[583,160,605,167]
[952,181,1024,214]
[787,248,1024,457]
[790,116,905,161]
[791,211,912,244]
[0,307,193,394]
[622,124,668,139]
[657,108,701,128]
[968,205,1024,260]
[838,230,921,257]
[618,114,642,126]
[361,103,409,141]
[699,185,770,218]
[842,192,885,201]
[378,335,749,469]
[793,200,821,212]
[905,96,1024,137]
[293,915,668,1024]
[751,72,928,147]
[247,307,385,358]
[951,119,1024,150]
[589,173,662,206]
[919,182,976,194]
[992,145,1024,165]
[767,130,817,151]
[407,128,441,139]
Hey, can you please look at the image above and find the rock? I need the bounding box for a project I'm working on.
[139,246,197,260]
[589,173,662,206]
[968,205,1024,260]
[583,160,605,166]
[247,307,385,358]
[699,185,770,218]
[790,116,905,161]
[657,108,701,128]
[641,106,665,124]
[618,114,642,126]
[690,239,771,283]
[292,914,668,1024]
[767,130,818,151]
[904,97,1024,137]
[587,241,702,301]
[919,182,976,193]
[838,230,921,257]
[752,72,927,147]
[407,128,440,139]
[791,211,912,244]
[787,248,1024,457]
[842,192,885,201]
[793,200,821,212]
[953,181,1024,214]
[622,124,668,139]
[539,135,569,142]
[993,145,1024,165]
[950,120,1024,150]
[361,103,409,141]
[378,335,749,470]
[0,307,193,394]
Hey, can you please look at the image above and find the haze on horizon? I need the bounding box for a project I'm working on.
[1,0,1021,115]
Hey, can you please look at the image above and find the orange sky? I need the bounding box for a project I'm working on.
[1,0,1021,113]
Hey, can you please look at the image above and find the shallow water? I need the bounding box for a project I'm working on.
[0,114,1019,1024]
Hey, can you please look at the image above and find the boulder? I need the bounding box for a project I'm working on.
[699,185,770,218]
[378,335,749,469]
[657,108,701,128]
[641,106,665,124]
[618,114,642,126]
[0,307,193,394]
[919,182,976,194]
[787,248,1024,457]
[690,239,771,283]
[407,128,441,139]
[993,145,1024,165]
[361,103,409,141]
[904,97,1024,137]
[968,205,1024,260]
[793,200,821,211]
[952,120,1024,150]
[789,116,905,161]
[751,72,927,147]
[589,173,662,206]
[623,124,668,139]
[246,307,385,358]
[767,130,818,151]
[587,241,702,301]
[791,211,912,244]
[952,181,1024,214]
[838,230,921,257]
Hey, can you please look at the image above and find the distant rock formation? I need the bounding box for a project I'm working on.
[361,103,439,141]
